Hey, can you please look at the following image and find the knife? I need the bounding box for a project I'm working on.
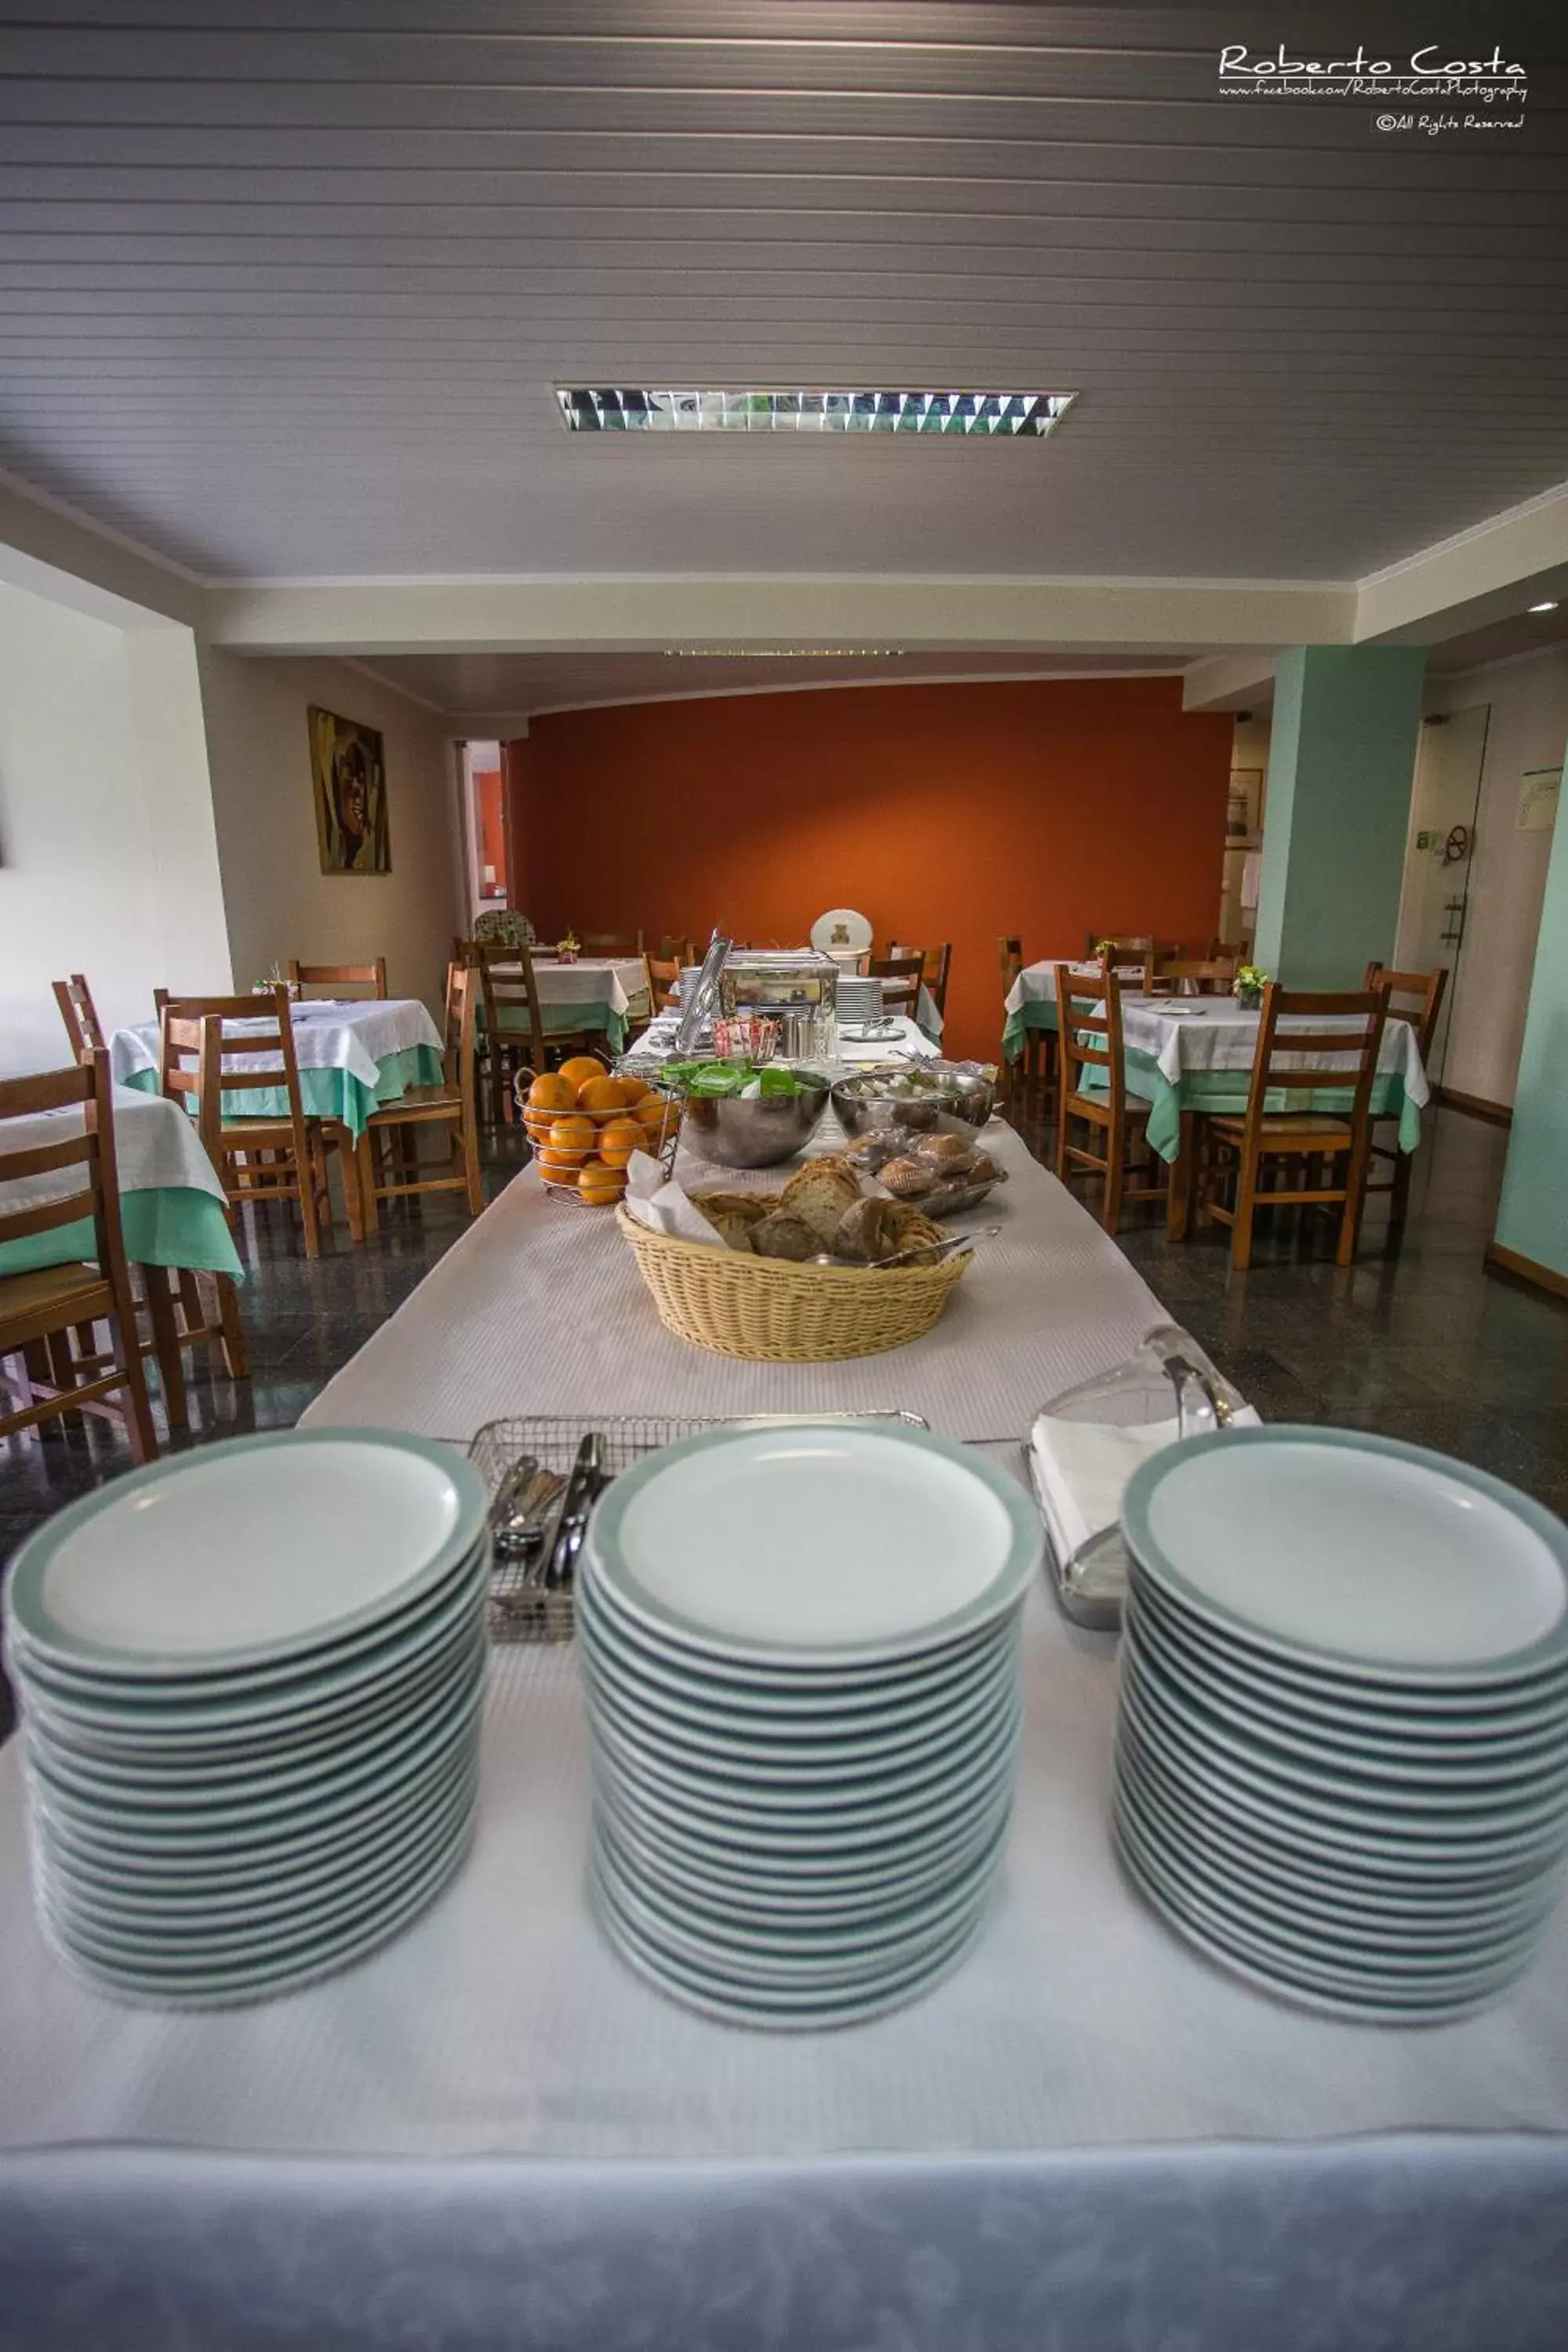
[543,1433,604,1592]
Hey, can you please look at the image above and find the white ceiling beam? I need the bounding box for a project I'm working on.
[1355,484,1568,648]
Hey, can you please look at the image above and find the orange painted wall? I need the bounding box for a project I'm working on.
[505,677,1232,1060]
[474,764,506,895]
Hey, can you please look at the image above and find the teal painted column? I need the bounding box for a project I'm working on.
[1254,646,1427,989]
[1493,742,1568,1285]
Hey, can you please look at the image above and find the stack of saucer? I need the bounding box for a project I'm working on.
[578,1421,1040,2027]
[5,1429,488,2007]
[1113,1426,1568,2021]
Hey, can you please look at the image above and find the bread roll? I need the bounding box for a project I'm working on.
[878,1155,935,1200]
[705,1206,766,1251]
[918,1133,975,1167]
[750,1211,823,1262]
[833,1196,906,1263]
[778,1159,862,1245]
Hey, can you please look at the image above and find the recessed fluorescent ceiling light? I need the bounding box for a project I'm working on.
[556,388,1076,437]
[665,647,906,659]
[1527,600,1559,613]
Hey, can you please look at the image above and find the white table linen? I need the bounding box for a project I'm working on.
[1,1081,227,1224]
[527,956,640,1018]
[1119,993,1431,1102]
[110,997,442,1094]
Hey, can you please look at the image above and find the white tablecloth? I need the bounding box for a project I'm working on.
[110,998,442,1093]
[1119,994,1431,1101]
[528,956,640,1018]
[0,1082,226,1224]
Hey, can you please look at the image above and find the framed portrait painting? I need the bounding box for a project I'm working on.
[309,706,390,875]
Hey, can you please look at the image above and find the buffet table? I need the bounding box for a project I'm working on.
[2,1124,1566,2349]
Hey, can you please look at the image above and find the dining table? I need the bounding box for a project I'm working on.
[0,1077,241,1283]
[516,954,647,1049]
[1,1095,1564,2348]
[110,996,445,1141]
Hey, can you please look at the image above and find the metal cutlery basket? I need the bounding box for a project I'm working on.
[468,1410,927,1643]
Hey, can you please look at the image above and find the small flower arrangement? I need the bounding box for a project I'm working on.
[556,931,581,965]
[252,960,297,998]
[1232,964,1269,1009]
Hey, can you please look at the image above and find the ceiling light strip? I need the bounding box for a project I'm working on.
[555,387,1076,436]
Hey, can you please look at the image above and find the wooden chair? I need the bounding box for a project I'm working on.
[643,954,682,1017]
[287,957,388,1000]
[0,1052,158,1462]
[1154,957,1237,997]
[52,974,107,1058]
[581,930,645,956]
[1195,983,1386,1271]
[1054,963,1167,1235]
[921,942,952,1019]
[659,935,697,969]
[463,943,559,1126]
[868,954,924,1020]
[160,989,331,1258]
[356,964,483,1232]
[1363,961,1447,1240]
[999,935,1047,1118]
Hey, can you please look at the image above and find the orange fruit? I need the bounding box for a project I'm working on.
[557,1054,608,1091]
[578,1157,626,1206]
[635,1092,673,1142]
[597,1116,644,1170]
[536,1147,579,1182]
[528,1072,574,1112]
[578,1074,629,1117]
[548,1113,596,1157]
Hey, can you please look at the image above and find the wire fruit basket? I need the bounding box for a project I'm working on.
[468,1410,928,1642]
[514,1064,683,1207]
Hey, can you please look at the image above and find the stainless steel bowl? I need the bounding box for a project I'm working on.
[677,1076,833,1168]
[831,1065,996,1137]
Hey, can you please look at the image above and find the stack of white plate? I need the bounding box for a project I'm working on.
[579,1421,1040,2027]
[1112,1426,1568,2022]
[5,1429,489,2008]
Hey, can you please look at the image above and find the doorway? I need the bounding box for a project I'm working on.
[461,739,506,922]
[1395,703,1489,1083]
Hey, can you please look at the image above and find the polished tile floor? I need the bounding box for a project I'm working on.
[3,1108,1566,1736]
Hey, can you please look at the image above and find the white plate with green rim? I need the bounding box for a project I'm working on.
[589,1689,1022,1824]
[26,1634,486,1813]
[42,1786,478,1966]
[581,1647,1019,1786]
[583,1421,1042,1671]
[1120,1642,1568,1841]
[576,1554,1018,1697]
[6,1428,487,1682]
[593,1786,1014,1919]
[44,1817,476,2009]
[1122,1426,1568,1692]
[591,1856,990,2030]
[1115,1762,1560,1958]
[1112,1731,1559,1934]
[1126,1577,1568,1754]
[595,1820,1005,1979]
[1113,1798,1550,2013]
[591,1723,1020,1857]
[28,1682,485,1863]
[42,1763,479,1924]
[1123,1621,1568,1814]
[1115,1689,1568,1879]
[9,1547,490,1743]
[36,1737,477,1888]
[575,1577,1014,1730]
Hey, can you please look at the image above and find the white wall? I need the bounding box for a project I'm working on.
[0,585,230,1076]
[1426,644,1568,1107]
[194,649,462,1011]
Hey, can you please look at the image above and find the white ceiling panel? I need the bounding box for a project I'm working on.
[0,1,1563,583]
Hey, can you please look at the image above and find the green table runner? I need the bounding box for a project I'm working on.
[487,1003,630,1054]
[0,1189,244,1282]
[1086,1051,1421,1163]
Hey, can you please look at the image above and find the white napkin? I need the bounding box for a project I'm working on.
[623,1151,730,1247]
[1029,1406,1260,1569]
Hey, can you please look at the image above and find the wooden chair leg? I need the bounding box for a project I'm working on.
[110,1307,158,1463]
[143,1265,188,1430]
[1232,1148,1260,1271]
[1167,1110,1196,1240]
[295,1140,321,1259]
[358,1134,380,1237]
[211,1273,249,1380]
[1102,1134,1126,1236]
[462,1112,483,1217]
[335,1123,365,1243]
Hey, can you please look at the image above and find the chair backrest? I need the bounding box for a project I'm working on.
[1363,961,1447,1061]
[868,953,924,1016]
[1054,960,1129,1092]
[51,974,107,1059]
[1244,985,1386,1148]
[1156,956,1236,996]
[1086,931,1153,958]
[644,954,682,1014]
[581,930,644,955]
[287,957,387,999]
[476,945,548,1068]
[999,935,1024,989]
[441,962,480,1104]
[160,988,307,1158]
[921,942,953,1014]
[0,1051,126,1269]
[659,934,697,969]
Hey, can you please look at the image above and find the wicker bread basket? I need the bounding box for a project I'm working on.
[615,1189,970,1361]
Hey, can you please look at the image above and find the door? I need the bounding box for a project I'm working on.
[1395,702,1488,1083]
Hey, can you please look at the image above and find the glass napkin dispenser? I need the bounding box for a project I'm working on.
[1026,1324,1249,1630]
